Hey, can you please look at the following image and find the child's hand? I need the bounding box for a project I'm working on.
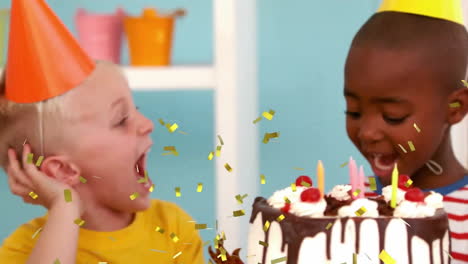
[6,144,83,214]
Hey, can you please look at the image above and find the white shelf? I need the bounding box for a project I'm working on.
[0,65,216,91]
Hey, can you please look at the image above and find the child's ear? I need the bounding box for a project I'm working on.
[40,156,81,186]
[447,87,468,125]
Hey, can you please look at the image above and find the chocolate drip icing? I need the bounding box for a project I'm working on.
[250,197,450,264]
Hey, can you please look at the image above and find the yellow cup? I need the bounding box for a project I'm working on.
[0,9,9,66]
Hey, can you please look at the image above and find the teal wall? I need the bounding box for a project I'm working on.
[0,0,377,256]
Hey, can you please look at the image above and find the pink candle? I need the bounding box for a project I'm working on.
[349,157,358,198]
[358,166,365,198]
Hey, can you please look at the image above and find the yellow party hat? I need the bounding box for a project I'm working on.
[377,0,464,25]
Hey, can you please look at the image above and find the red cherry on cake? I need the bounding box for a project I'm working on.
[281,203,291,213]
[300,188,321,203]
[404,188,425,202]
[398,174,412,190]
[295,175,313,187]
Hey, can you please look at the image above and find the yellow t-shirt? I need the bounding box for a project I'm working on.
[0,200,205,264]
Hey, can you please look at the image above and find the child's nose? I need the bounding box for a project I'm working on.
[357,121,384,143]
[138,115,154,135]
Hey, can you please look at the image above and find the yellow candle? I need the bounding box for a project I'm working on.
[390,163,399,208]
[317,160,325,197]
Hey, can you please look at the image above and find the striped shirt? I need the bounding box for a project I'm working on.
[364,175,468,263]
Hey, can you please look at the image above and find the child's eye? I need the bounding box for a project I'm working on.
[116,116,128,126]
[344,111,361,119]
[383,115,407,125]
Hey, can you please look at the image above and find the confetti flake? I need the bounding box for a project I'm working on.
[398,144,408,154]
[291,183,297,192]
[340,161,349,168]
[163,146,179,156]
[224,163,233,172]
[326,222,333,230]
[173,251,182,259]
[23,139,28,146]
[149,184,155,192]
[208,151,214,160]
[262,109,276,120]
[54,259,61,264]
[79,176,87,184]
[426,160,444,175]
[195,224,207,230]
[355,206,367,216]
[259,241,269,247]
[35,156,44,167]
[271,256,287,263]
[379,250,396,264]
[352,189,361,198]
[64,189,72,203]
[301,180,311,187]
[262,132,280,144]
[155,226,165,234]
[235,194,248,204]
[353,253,357,264]
[31,227,43,239]
[167,123,178,133]
[29,191,38,200]
[217,135,224,145]
[175,187,181,197]
[130,192,140,200]
[233,210,245,217]
[404,179,413,188]
[449,102,461,108]
[150,249,167,253]
[137,170,149,184]
[26,153,33,164]
[368,177,377,191]
[170,232,180,243]
[203,241,211,247]
[413,123,421,133]
[462,79,468,87]
[293,167,305,171]
[263,221,271,232]
[277,214,285,222]
[158,118,165,126]
[260,174,266,184]
[74,218,85,227]
[215,145,222,157]
[197,183,203,193]
[253,116,262,124]
[407,141,416,152]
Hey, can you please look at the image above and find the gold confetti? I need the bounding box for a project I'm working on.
[379,250,396,264]
[221,231,226,240]
[163,146,179,156]
[74,218,85,227]
[233,210,245,217]
[326,222,333,230]
[29,191,38,200]
[195,224,207,230]
[355,206,367,216]
[224,163,233,172]
[217,135,224,145]
[340,161,349,168]
[208,151,214,160]
[27,153,33,164]
[259,241,268,247]
[369,176,377,191]
[136,170,149,184]
[167,123,178,133]
[449,102,461,108]
[407,141,416,152]
[413,123,421,133]
[284,197,291,204]
[353,253,357,264]
[158,118,165,126]
[301,180,311,187]
[263,221,271,232]
[64,189,72,203]
[79,176,87,184]
[172,251,182,259]
[215,145,222,157]
[197,183,203,193]
[262,109,275,120]
[291,183,297,192]
[352,189,361,197]
[218,247,227,261]
[277,214,285,222]
[31,227,43,239]
[253,116,262,124]
[155,226,165,233]
[462,79,468,87]
[53,259,61,264]
[203,241,211,247]
[175,187,181,197]
[398,144,408,153]
[260,174,266,184]
[404,179,413,188]
[170,232,180,243]
[130,192,139,200]
[271,256,287,263]
[150,249,166,253]
[262,132,280,144]
[35,156,44,167]
[293,167,305,171]
[235,194,248,204]
[149,184,155,192]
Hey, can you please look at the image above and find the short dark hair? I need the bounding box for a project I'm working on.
[349,11,468,92]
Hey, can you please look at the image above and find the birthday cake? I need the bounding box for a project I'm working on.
[247,176,451,264]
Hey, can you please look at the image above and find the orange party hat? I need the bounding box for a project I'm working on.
[5,0,95,103]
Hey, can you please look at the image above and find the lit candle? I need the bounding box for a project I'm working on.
[358,166,365,198]
[390,163,399,208]
[349,157,358,198]
[317,160,325,197]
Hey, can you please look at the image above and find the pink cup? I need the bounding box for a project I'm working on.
[75,8,124,64]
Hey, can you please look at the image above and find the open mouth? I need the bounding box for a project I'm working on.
[135,149,152,188]
[370,153,399,175]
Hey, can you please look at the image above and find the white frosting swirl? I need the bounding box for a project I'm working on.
[393,200,436,218]
[289,198,327,217]
[337,198,379,217]
[424,191,444,209]
[267,186,307,209]
[328,184,352,201]
[382,185,407,205]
